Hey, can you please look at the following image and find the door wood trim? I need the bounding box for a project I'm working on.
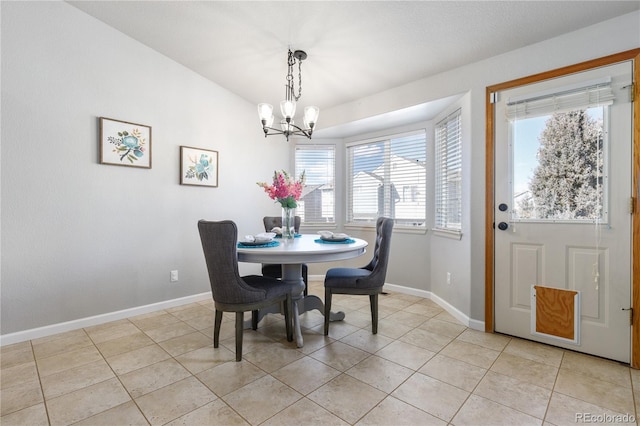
[485,49,640,367]
[633,50,640,369]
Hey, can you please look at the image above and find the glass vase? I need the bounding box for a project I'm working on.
[281,207,295,240]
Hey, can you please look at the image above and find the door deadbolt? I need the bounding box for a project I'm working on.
[498,203,508,211]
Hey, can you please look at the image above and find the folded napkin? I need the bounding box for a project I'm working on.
[317,231,350,239]
[270,226,282,235]
[256,232,276,239]
[243,232,276,243]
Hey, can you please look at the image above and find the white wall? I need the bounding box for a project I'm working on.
[1,1,290,335]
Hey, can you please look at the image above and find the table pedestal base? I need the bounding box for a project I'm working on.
[244,295,345,347]
[244,264,345,348]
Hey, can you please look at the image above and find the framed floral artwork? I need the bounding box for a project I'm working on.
[180,146,218,187]
[99,117,152,168]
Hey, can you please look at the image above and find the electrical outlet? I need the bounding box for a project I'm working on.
[170,270,179,282]
[446,272,451,285]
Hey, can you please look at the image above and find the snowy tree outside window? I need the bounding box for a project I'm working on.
[511,106,606,222]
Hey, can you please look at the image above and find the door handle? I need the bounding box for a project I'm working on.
[498,222,509,231]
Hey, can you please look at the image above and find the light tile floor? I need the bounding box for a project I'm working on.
[2,281,639,425]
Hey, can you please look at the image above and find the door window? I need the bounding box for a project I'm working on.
[507,79,614,223]
[510,107,608,222]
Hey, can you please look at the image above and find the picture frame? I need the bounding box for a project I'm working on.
[180,146,219,187]
[99,117,152,168]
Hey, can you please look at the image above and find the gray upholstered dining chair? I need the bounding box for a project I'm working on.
[261,216,309,296]
[198,220,294,361]
[323,217,394,335]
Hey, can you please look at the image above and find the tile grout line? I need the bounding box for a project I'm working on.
[320,294,469,424]
[439,337,497,424]
[136,310,242,425]
[542,350,565,425]
[30,339,52,426]
[84,318,157,425]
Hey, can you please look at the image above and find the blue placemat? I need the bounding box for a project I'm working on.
[237,240,280,248]
[274,234,301,238]
[314,238,356,244]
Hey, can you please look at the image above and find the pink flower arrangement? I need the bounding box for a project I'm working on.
[257,170,306,208]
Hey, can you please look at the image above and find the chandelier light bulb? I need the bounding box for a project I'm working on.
[303,106,319,129]
[264,114,274,128]
[258,103,274,122]
[280,100,296,119]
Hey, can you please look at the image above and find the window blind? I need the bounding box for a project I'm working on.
[294,145,335,224]
[347,131,426,227]
[506,77,614,119]
[435,109,462,232]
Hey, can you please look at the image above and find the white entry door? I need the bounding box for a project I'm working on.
[493,61,633,362]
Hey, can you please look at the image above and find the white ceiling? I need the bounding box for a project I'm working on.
[68,1,639,137]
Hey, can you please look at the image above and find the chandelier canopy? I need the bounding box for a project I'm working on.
[258,49,319,141]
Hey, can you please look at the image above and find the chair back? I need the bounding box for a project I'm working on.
[363,217,394,282]
[263,216,301,233]
[198,220,266,304]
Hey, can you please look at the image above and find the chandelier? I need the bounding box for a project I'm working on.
[258,49,319,141]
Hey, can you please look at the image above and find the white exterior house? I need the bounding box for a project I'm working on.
[351,155,426,225]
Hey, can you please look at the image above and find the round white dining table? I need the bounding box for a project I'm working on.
[237,234,368,347]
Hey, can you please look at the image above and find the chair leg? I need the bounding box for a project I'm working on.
[324,288,332,335]
[235,312,243,362]
[214,310,223,348]
[370,294,378,334]
[284,294,293,342]
[251,310,259,330]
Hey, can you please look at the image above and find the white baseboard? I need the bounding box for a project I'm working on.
[313,276,484,330]
[384,282,485,331]
[383,282,431,299]
[1,280,486,347]
[0,292,212,347]
[467,318,485,331]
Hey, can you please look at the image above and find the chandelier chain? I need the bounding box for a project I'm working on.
[287,49,303,102]
[296,60,302,101]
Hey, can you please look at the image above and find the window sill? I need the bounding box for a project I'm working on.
[301,224,338,231]
[345,223,427,235]
[432,228,463,240]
